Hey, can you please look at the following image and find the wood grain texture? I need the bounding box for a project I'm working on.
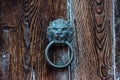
[0,0,68,80]
[73,0,113,80]
[0,0,114,80]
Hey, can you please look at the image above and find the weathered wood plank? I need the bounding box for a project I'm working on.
[0,0,114,80]
[115,0,120,79]
[0,0,68,80]
[73,0,113,80]
[0,1,19,80]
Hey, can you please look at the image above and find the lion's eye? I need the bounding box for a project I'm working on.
[53,28,57,30]
[62,27,67,31]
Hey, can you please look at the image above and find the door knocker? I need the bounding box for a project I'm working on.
[45,19,74,68]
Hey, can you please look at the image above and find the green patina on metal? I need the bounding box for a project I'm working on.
[46,19,74,43]
[45,19,74,68]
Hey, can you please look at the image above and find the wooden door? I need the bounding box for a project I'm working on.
[0,0,114,80]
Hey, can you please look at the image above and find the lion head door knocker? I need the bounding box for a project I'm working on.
[45,19,74,68]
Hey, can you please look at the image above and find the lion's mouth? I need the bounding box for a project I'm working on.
[54,34,65,41]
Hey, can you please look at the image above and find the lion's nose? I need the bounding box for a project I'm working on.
[55,33,61,37]
[55,33,63,39]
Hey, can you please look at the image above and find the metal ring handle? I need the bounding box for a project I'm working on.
[45,40,73,68]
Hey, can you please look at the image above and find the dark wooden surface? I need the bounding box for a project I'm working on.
[0,0,113,80]
[115,0,120,79]
[0,0,68,80]
[73,0,113,80]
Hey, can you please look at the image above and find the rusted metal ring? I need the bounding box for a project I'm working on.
[45,40,73,68]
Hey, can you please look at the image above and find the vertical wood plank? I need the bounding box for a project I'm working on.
[73,0,113,80]
[0,1,19,80]
[115,0,120,79]
[0,0,68,80]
